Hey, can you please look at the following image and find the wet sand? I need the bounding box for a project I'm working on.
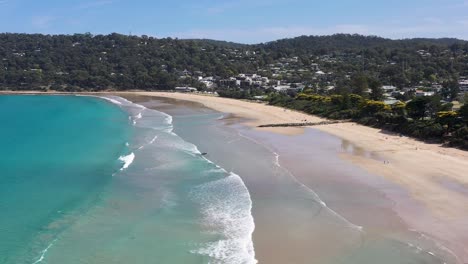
[124,94,460,264]
[118,91,468,263]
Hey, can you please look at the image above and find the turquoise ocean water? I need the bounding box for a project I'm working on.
[0,95,256,264]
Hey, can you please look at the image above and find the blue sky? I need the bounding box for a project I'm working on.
[0,0,467,43]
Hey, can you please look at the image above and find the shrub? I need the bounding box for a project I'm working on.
[360,100,389,116]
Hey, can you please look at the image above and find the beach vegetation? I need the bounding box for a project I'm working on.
[459,104,468,122]
[268,93,468,149]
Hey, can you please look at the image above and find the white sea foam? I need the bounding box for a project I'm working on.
[407,229,462,264]
[98,96,123,105]
[97,96,257,263]
[166,115,173,124]
[119,152,135,171]
[273,152,280,167]
[103,96,145,109]
[191,172,257,264]
[32,239,57,264]
[137,135,158,151]
[131,112,143,125]
[160,132,202,156]
[149,135,158,144]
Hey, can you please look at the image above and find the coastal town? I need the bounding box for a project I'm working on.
[173,47,468,110]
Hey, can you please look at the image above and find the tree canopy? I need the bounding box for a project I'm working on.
[1,33,467,91]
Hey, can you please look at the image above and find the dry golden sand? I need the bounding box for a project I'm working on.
[116,91,468,262]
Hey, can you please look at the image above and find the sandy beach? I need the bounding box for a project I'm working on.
[3,90,468,262]
[115,91,468,263]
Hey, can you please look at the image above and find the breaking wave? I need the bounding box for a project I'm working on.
[118,152,135,171]
[97,95,257,263]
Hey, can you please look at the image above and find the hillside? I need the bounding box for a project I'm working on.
[0,33,467,91]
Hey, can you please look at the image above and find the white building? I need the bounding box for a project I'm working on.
[415,90,435,97]
[459,80,468,93]
[382,85,397,93]
[315,70,326,75]
[201,80,215,89]
[175,87,197,92]
[273,85,292,92]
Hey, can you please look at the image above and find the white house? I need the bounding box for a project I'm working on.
[273,85,292,92]
[201,80,215,89]
[175,87,197,92]
[315,70,326,75]
[415,90,435,97]
[382,85,397,93]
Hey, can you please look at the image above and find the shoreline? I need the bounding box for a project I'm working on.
[115,91,468,263]
[2,91,468,262]
[131,95,373,263]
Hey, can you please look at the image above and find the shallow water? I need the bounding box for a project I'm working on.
[148,97,459,264]
[1,95,256,264]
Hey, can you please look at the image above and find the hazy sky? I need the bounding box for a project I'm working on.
[0,0,467,43]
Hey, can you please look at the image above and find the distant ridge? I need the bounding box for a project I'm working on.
[181,38,247,48]
[259,34,467,54]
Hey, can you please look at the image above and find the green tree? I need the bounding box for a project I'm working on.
[459,104,468,123]
[406,96,443,120]
[441,79,460,101]
[351,73,368,96]
[406,97,430,120]
[369,77,384,100]
[437,111,459,134]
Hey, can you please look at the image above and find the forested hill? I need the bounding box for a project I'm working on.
[1,33,467,91]
[0,33,257,90]
[261,35,467,55]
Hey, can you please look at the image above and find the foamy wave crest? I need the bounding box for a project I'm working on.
[119,152,135,171]
[165,115,173,125]
[32,239,57,264]
[137,135,159,150]
[158,132,202,156]
[93,95,174,132]
[407,229,462,264]
[106,96,145,109]
[95,96,257,262]
[97,96,123,105]
[132,112,143,125]
[149,135,158,144]
[191,173,257,264]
